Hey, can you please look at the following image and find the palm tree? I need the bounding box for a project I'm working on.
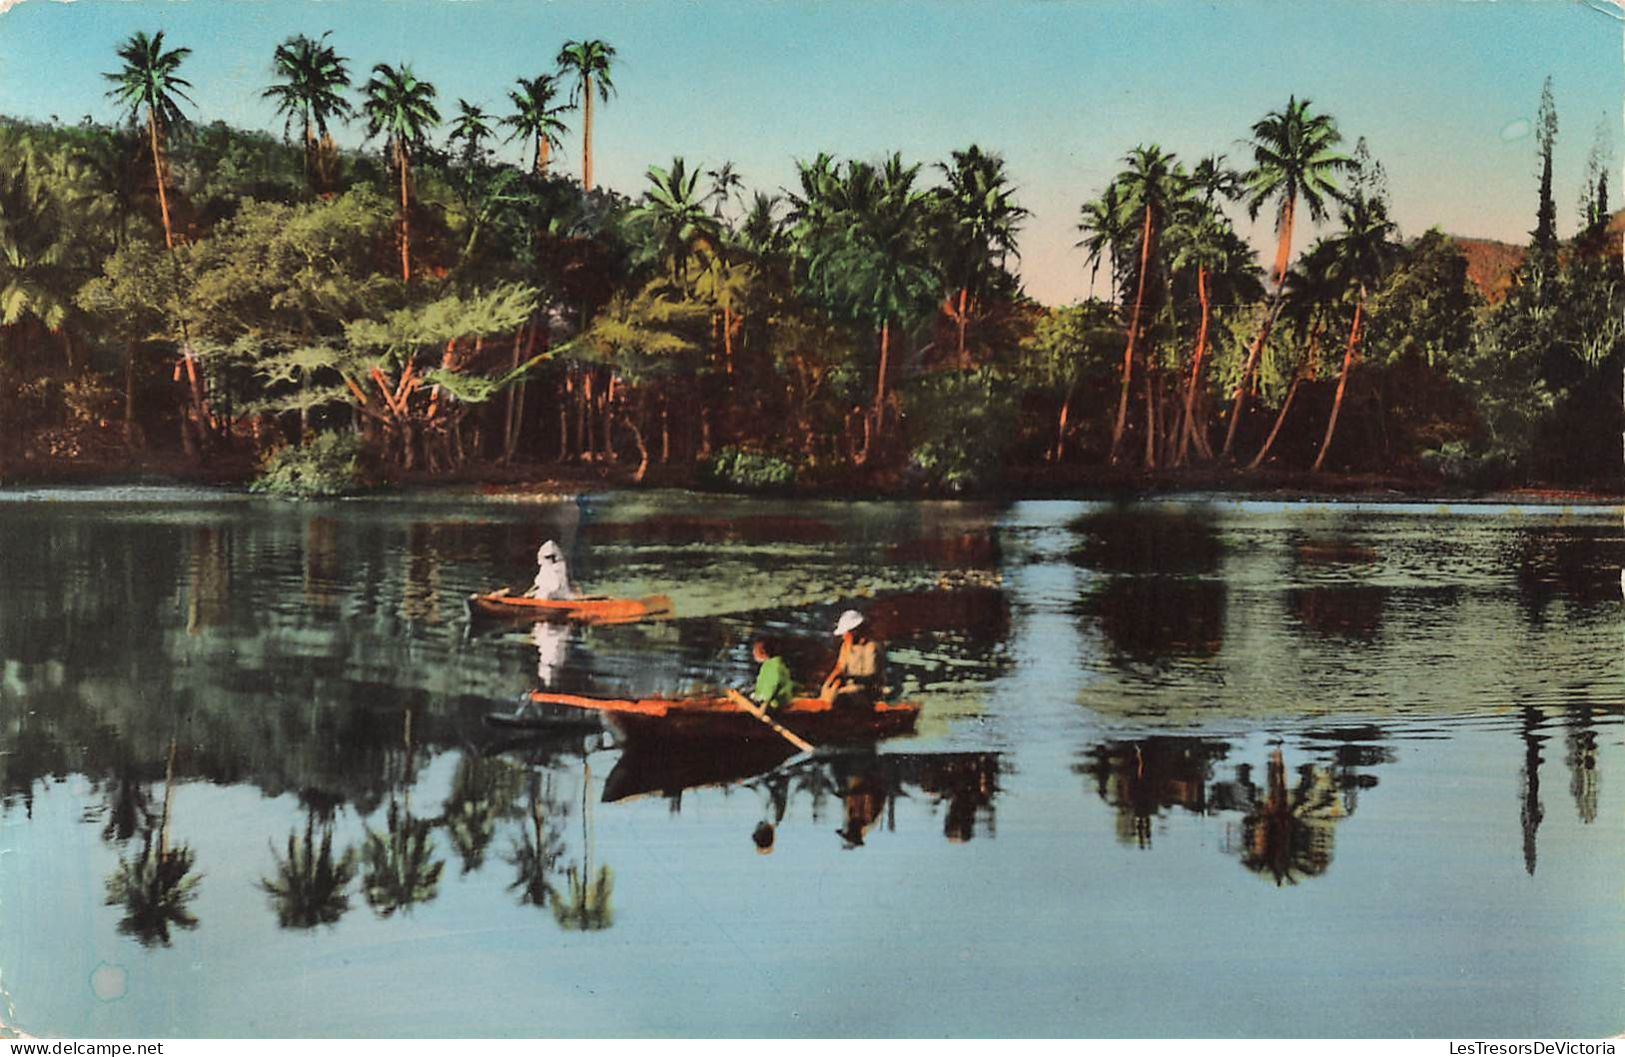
[262,32,355,193]
[260,813,358,929]
[1106,145,1183,464]
[503,74,571,175]
[1075,180,1127,302]
[103,30,193,251]
[1223,96,1352,457]
[446,99,497,169]
[361,800,445,915]
[361,63,441,282]
[935,144,1027,368]
[1248,242,1336,469]
[1311,193,1397,471]
[802,156,937,455]
[631,156,722,287]
[706,160,744,220]
[555,40,616,189]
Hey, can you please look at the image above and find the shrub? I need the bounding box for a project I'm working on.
[250,431,368,498]
[902,368,1018,493]
[704,447,796,491]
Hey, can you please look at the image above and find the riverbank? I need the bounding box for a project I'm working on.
[0,450,1619,506]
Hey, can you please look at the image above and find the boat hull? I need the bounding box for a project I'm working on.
[466,592,673,625]
[526,691,921,747]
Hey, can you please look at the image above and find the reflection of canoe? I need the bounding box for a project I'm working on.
[602,742,796,802]
[465,592,673,625]
[483,708,604,731]
[526,690,921,746]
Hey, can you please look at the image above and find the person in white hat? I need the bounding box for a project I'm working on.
[527,539,577,601]
[820,608,887,709]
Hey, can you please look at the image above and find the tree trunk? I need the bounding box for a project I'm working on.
[1224,195,1298,457]
[397,141,412,283]
[582,75,594,189]
[1313,293,1364,472]
[625,405,649,482]
[1142,366,1157,469]
[124,341,139,447]
[723,303,734,376]
[147,108,175,251]
[660,394,670,463]
[1249,377,1301,470]
[1177,266,1211,466]
[558,371,571,462]
[536,133,550,176]
[1221,293,1285,458]
[580,370,594,459]
[601,373,614,459]
[1110,203,1155,464]
[872,318,891,443]
[956,286,970,369]
[1053,387,1073,463]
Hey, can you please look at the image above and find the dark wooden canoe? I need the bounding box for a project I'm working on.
[465,591,674,625]
[524,690,921,747]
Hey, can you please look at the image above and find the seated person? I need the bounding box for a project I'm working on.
[528,539,577,600]
[750,635,794,711]
[821,609,886,709]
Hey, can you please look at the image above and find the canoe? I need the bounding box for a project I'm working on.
[465,591,674,625]
[524,689,921,746]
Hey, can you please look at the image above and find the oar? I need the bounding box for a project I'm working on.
[725,689,814,754]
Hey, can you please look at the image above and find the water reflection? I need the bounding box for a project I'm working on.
[1287,585,1388,642]
[1216,750,1343,886]
[260,810,359,929]
[360,708,444,916]
[1081,734,1398,885]
[103,740,202,946]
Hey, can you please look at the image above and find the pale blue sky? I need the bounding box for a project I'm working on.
[1,0,1619,304]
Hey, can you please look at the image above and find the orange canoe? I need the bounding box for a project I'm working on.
[465,591,674,625]
[524,690,921,746]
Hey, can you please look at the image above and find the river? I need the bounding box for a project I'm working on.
[0,489,1620,1037]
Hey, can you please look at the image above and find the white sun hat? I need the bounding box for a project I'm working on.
[537,540,563,561]
[833,609,865,636]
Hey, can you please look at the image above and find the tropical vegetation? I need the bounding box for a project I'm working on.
[1,32,1618,494]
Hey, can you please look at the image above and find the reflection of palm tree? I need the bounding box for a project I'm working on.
[547,864,614,931]
[261,814,358,929]
[96,771,155,845]
[1565,708,1598,826]
[1227,750,1342,886]
[362,706,444,916]
[505,772,568,907]
[104,739,201,946]
[439,754,523,875]
[362,800,444,916]
[1518,707,1546,876]
[546,758,613,930]
[105,831,201,946]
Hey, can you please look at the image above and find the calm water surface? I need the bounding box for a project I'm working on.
[1,489,1621,1038]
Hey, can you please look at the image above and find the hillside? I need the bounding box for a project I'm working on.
[1452,209,1623,304]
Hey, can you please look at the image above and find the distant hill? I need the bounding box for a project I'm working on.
[1450,209,1623,304]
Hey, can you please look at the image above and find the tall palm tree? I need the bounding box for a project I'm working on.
[706,160,744,220]
[1106,145,1183,464]
[1311,193,1397,471]
[1223,96,1352,457]
[1248,242,1336,469]
[556,40,616,189]
[935,144,1027,368]
[103,30,193,251]
[503,74,570,175]
[262,32,355,194]
[362,63,440,283]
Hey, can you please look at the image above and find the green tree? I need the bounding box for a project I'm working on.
[103,30,194,251]
[1105,144,1184,465]
[361,63,441,283]
[503,74,570,175]
[1311,192,1398,471]
[556,40,616,190]
[1224,97,1352,457]
[446,99,497,169]
[630,156,721,288]
[262,32,355,194]
[933,144,1027,368]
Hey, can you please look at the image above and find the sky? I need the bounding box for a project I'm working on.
[0,0,1620,305]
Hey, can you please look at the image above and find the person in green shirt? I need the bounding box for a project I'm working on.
[750,636,795,711]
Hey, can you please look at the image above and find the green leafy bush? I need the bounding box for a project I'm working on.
[903,368,1018,493]
[704,447,796,491]
[250,431,369,498]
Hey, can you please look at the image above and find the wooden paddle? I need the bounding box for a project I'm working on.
[725,689,814,753]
